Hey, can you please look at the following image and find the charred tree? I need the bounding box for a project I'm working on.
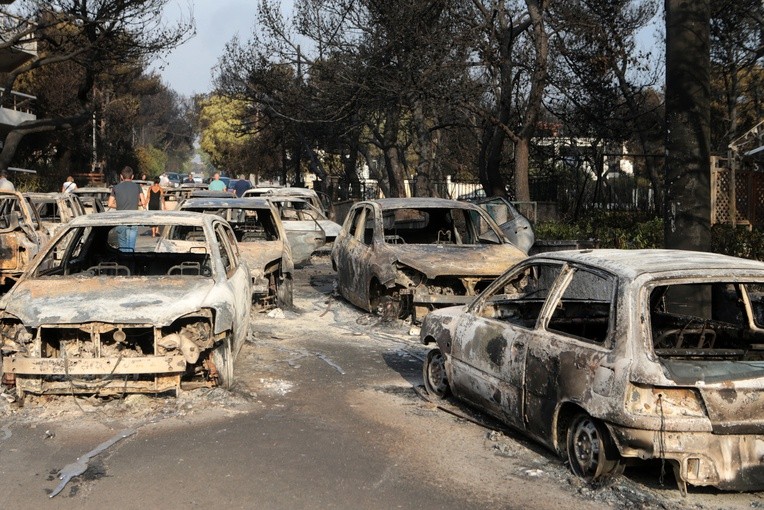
[665,0,711,251]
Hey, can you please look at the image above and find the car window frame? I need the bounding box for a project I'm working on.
[540,263,619,348]
[468,260,567,330]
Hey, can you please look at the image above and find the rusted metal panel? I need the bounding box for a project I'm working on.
[420,249,764,491]
[332,198,526,320]
[4,353,187,375]
[0,233,19,269]
[15,375,182,395]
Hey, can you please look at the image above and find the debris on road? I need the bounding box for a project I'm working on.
[49,429,135,498]
[315,352,345,374]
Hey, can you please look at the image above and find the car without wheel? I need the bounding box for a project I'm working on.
[179,197,294,308]
[332,198,526,321]
[24,192,86,236]
[0,211,252,397]
[420,249,764,492]
[0,191,49,286]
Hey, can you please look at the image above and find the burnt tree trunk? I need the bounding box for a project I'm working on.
[665,0,711,251]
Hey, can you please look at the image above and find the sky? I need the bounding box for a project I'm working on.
[156,1,665,98]
[155,1,261,97]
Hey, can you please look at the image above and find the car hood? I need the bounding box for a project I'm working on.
[239,241,283,278]
[2,277,216,327]
[390,244,525,279]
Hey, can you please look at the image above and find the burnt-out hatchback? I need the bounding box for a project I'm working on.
[332,198,526,321]
[420,249,764,492]
[0,211,251,397]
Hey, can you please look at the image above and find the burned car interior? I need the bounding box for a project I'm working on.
[649,282,764,362]
[182,207,280,243]
[378,207,499,246]
[478,264,614,344]
[34,224,219,278]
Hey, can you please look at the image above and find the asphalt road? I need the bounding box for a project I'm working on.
[0,254,762,510]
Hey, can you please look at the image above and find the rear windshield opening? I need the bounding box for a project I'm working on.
[649,282,764,361]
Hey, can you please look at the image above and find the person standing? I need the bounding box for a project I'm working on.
[183,173,195,184]
[208,172,226,191]
[61,176,77,194]
[231,174,253,197]
[0,170,15,191]
[107,166,146,251]
[147,176,165,237]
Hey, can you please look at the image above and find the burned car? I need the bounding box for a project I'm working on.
[421,249,764,492]
[268,196,341,242]
[0,191,48,286]
[332,198,526,321]
[474,196,534,253]
[73,187,111,213]
[0,211,252,396]
[24,192,86,236]
[263,197,326,265]
[179,197,294,308]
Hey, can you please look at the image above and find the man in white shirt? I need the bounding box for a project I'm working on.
[0,170,14,191]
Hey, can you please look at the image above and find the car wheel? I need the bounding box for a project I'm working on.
[212,337,234,390]
[423,348,450,398]
[566,413,623,483]
[276,273,294,309]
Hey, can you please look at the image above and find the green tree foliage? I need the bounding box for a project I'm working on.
[135,144,167,177]
[196,94,257,177]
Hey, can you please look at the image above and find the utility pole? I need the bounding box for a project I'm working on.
[664,0,711,251]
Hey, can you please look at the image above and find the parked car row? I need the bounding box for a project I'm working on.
[0,185,339,399]
[1,185,762,493]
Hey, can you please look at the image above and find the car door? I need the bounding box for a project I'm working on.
[449,262,565,429]
[275,200,325,264]
[213,221,251,356]
[523,264,617,442]
[477,197,534,252]
[336,205,376,309]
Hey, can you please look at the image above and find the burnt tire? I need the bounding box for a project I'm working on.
[423,348,450,398]
[212,337,234,390]
[566,413,623,483]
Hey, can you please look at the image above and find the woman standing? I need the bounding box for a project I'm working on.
[147,176,164,237]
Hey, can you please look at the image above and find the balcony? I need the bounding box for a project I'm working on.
[0,13,36,73]
[0,87,34,127]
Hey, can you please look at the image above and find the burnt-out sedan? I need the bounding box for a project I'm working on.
[0,211,251,397]
[421,249,764,492]
[179,197,294,308]
[332,198,526,321]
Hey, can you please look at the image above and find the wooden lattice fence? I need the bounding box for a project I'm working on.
[712,166,764,228]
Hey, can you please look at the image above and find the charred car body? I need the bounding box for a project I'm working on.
[421,249,764,492]
[332,198,526,321]
[24,192,86,236]
[179,197,294,308]
[0,191,48,286]
[0,211,251,396]
[264,197,326,265]
[73,187,111,214]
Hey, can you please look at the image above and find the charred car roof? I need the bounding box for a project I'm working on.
[528,249,764,280]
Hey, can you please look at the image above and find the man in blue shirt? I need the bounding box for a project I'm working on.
[107,166,146,251]
[231,174,253,197]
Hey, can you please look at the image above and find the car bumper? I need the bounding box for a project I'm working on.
[609,424,764,490]
[3,354,186,395]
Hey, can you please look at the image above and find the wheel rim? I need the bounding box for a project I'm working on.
[425,350,448,396]
[571,417,603,477]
